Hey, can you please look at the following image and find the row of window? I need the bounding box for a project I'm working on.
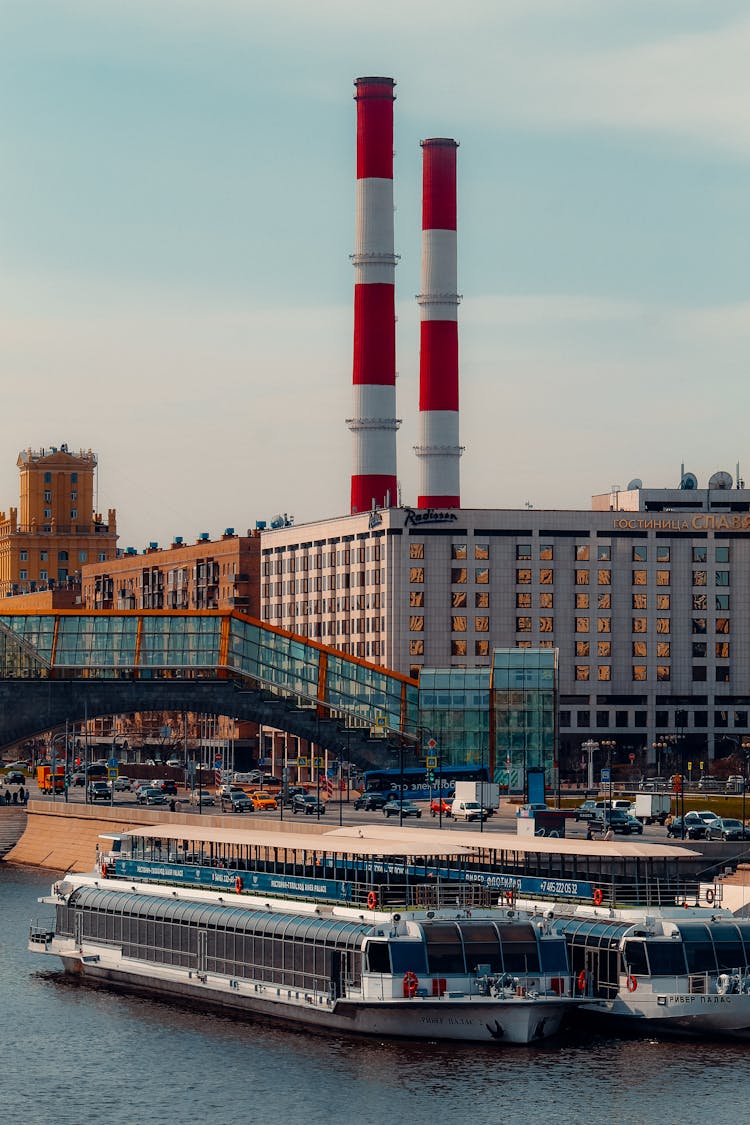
[42,490,77,502]
[42,471,78,484]
[19,549,94,563]
[560,709,744,729]
[415,543,733,563]
[573,666,731,683]
[408,567,732,588]
[261,546,382,576]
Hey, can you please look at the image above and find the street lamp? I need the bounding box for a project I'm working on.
[581,740,598,792]
[601,740,616,809]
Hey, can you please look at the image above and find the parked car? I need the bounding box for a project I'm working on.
[726,776,746,792]
[575,800,599,822]
[429,798,452,817]
[706,818,750,841]
[353,792,389,811]
[3,770,25,785]
[87,781,111,802]
[155,780,178,796]
[292,793,326,815]
[698,776,722,791]
[111,776,131,792]
[138,786,167,806]
[166,758,182,768]
[383,799,422,819]
[250,791,278,811]
[588,809,634,835]
[220,791,253,813]
[667,811,720,839]
[639,777,668,792]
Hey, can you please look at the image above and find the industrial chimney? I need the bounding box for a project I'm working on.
[415,138,462,508]
[347,77,400,514]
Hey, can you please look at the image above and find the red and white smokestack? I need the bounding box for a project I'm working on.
[415,138,462,509]
[347,76,400,514]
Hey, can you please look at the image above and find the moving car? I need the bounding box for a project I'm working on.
[575,800,599,822]
[3,770,25,785]
[155,780,178,796]
[250,791,278,811]
[667,811,720,839]
[383,799,422,819]
[705,818,749,841]
[623,813,644,835]
[353,792,389,811]
[112,776,131,792]
[429,798,452,817]
[291,794,326,815]
[138,786,167,806]
[189,790,214,807]
[220,791,253,813]
[87,781,111,802]
[588,809,634,835]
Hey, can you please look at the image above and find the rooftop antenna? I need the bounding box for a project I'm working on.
[737,462,745,490]
[524,500,533,509]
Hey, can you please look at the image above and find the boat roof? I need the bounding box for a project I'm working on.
[324,824,701,860]
[120,821,699,860]
[122,822,478,859]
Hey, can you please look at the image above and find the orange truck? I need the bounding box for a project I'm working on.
[37,765,65,794]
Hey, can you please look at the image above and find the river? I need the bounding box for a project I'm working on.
[2,863,746,1125]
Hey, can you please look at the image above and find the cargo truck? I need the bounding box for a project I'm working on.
[37,765,65,794]
[633,792,671,825]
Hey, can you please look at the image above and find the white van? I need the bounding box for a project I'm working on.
[451,799,487,822]
[595,799,632,814]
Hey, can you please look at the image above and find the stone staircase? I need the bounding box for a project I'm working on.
[0,807,27,858]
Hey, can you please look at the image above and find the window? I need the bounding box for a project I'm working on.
[575,641,590,657]
[597,618,611,633]
[716,546,730,563]
[575,570,590,585]
[451,616,467,632]
[409,616,424,632]
[692,642,707,657]
[452,591,467,607]
[656,618,670,634]
[70,509,77,520]
[716,642,730,659]
[575,593,589,609]
[539,591,553,608]
[656,594,670,610]
[559,711,571,727]
[716,618,730,634]
[410,665,421,680]
[539,544,553,560]
[596,710,609,727]
[597,641,611,657]
[451,543,467,560]
[19,550,27,561]
[44,471,51,483]
[656,666,671,681]
[575,666,590,681]
[58,551,69,562]
[409,591,424,607]
[693,546,707,563]
[575,545,590,561]
[39,569,47,581]
[632,570,647,585]
[475,543,489,560]
[44,509,51,519]
[475,568,489,584]
[409,640,424,656]
[516,617,532,632]
[475,616,490,632]
[716,667,730,683]
[632,618,647,633]
[451,568,467,584]
[539,616,553,633]
[716,594,730,610]
[656,571,670,586]
[657,642,671,658]
[716,571,730,586]
[633,666,647,681]
[597,545,611,561]
[692,619,707,634]
[633,641,647,657]
[70,472,77,483]
[19,569,27,581]
[597,593,611,609]
[632,546,647,562]
[575,618,590,633]
[516,569,531,584]
[735,711,748,727]
[409,567,424,583]
[475,640,490,656]
[598,569,611,585]
[656,546,670,562]
[409,543,424,559]
[78,550,87,563]
[539,568,553,584]
[693,571,707,586]
[693,593,708,611]
[70,491,77,501]
[40,551,47,562]
[516,592,531,608]
[516,544,531,560]
[597,665,611,681]
[451,639,468,656]
[632,593,647,610]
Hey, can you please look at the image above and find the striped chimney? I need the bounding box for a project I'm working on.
[415,137,462,508]
[347,76,400,514]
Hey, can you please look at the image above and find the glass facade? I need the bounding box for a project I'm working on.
[418,668,491,769]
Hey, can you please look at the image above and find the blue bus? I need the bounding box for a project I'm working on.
[362,765,489,802]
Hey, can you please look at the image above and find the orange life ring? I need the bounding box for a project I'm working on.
[235,875,243,893]
[367,890,378,910]
[627,975,638,993]
[505,891,514,905]
[592,887,604,906]
[101,863,108,878]
[577,969,587,993]
[403,971,419,998]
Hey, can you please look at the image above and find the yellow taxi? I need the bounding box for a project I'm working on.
[250,791,278,811]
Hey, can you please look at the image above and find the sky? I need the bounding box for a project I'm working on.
[1,0,749,549]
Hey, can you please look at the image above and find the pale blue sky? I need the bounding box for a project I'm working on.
[1,1,748,547]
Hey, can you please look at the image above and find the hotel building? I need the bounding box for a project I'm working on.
[259,481,750,772]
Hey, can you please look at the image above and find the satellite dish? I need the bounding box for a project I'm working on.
[680,472,698,490]
[708,470,733,490]
[627,478,642,491]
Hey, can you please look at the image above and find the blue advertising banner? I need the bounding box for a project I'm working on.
[463,870,594,899]
[114,859,352,902]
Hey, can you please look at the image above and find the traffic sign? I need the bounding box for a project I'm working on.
[313,757,324,768]
[629,753,635,763]
[426,756,437,769]
[427,738,437,750]
[107,756,118,769]
[601,768,611,783]
[107,768,117,779]
[297,756,308,768]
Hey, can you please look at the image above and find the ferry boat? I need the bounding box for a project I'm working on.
[28,823,584,1045]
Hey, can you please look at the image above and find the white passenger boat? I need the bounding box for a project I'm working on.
[29,824,583,1045]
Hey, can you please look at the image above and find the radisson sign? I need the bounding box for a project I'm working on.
[613,514,750,532]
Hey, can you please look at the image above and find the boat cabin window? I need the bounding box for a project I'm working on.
[460,922,503,974]
[537,938,568,974]
[710,924,747,972]
[500,924,540,974]
[424,923,465,974]
[389,942,428,976]
[644,942,687,977]
[677,924,716,974]
[366,941,391,974]
[623,941,649,975]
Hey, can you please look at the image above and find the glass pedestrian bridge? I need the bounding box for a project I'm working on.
[0,611,419,742]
